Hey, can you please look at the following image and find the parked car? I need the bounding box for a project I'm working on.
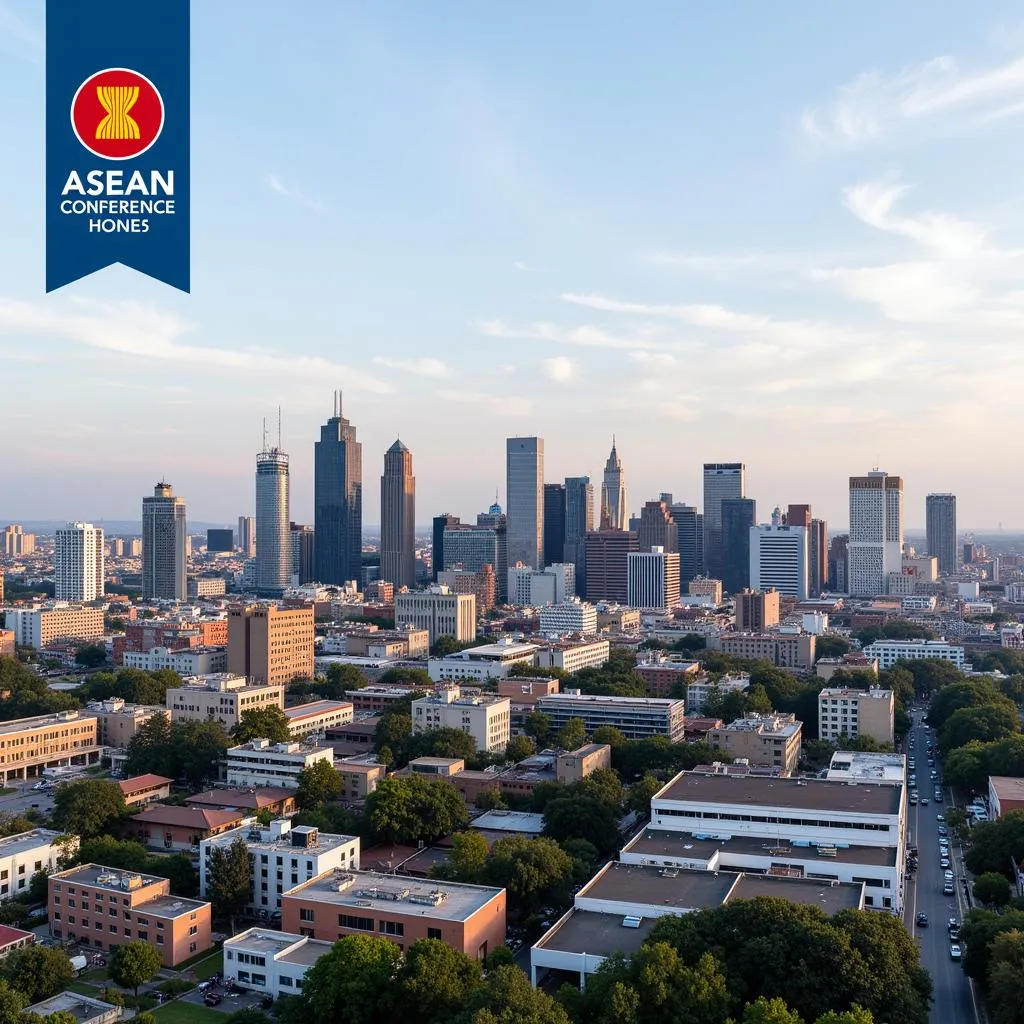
[204,994,223,1007]
[916,913,928,926]
[950,944,962,961]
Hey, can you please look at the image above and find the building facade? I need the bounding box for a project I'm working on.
[702,463,745,581]
[860,638,965,670]
[627,548,680,611]
[256,446,291,597]
[584,530,638,603]
[2,605,104,649]
[925,494,957,575]
[166,673,285,730]
[848,471,904,597]
[55,523,104,602]
[0,830,72,901]
[227,604,315,687]
[599,441,627,531]
[394,588,476,645]
[536,692,685,742]
[749,524,809,600]
[314,396,363,587]
[706,713,803,772]
[563,476,594,589]
[411,687,511,751]
[818,687,895,745]
[226,740,336,789]
[538,599,598,636]
[0,711,101,782]
[734,589,780,632]
[285,701,354,738]
[222,928,334,998]
[238,516,256,558]
[142,483,187,602]
[380,440,416,589]
[720,498,756,595]
[506,437,544,570]
[87,700,168,748]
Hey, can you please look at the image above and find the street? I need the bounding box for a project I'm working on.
[0,780,56,818]
[901,717,981,1024]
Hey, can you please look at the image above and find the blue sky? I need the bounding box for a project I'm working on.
[2,1,1023,529]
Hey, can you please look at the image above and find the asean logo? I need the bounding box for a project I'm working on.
[70,67,165,161]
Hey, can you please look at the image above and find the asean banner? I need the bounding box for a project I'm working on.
[46,0,190,292]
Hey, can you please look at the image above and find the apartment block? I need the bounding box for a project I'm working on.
[706,713,803,773]
[120,646,227,675]
[394,588,477,645]
[534,638,610,674]
[538,599,598,636]
[48,864,212,966]
[427,640,538,683]
[717,631,816,671]
[0,829,72,901]
[818,687,895,746]
[335,756,386,800]
[86,700,168,749]
[536,692,685,742]
[285,701,354,739]
[228,604,315,687]
[0,710,101,782]
[411,687,511,753]
[343,626,429,659]
[686,674,750,715]
[166,673,284,730]
[2,605,104,649]
[688,578,723,604]
[223,928,334,998]
[634,654,701,698]
[226,739,335,789]
[860,638,965,670]
[734,589,780,632]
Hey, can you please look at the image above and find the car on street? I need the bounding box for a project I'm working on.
[943,882,955,895]
[934,791,943,802]
[921,798,929,805]
[204,994,223,1007]
[916,913,929,926]
[937,814,945,822]
[950,944,962,961]
[938,826,948,836]
[941,858,951,869]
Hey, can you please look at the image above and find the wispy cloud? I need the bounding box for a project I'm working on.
[542,356,574,382]
[373,356,451,378]
[478,319,675,352]
[512,260,538,272]
[265,174,325,213]
[802,52,1024,148]
[434,389,533,416]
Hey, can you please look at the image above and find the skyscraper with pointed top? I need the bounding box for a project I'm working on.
[314,392,363,586]
[256,419,291,597]
[381,439,416,589]
[600,438,627,530]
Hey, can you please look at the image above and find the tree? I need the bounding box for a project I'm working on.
[543,796,620,855]
[555,717,587,751]
[746,684,773,714]
[814,636,851,660]
[207,837,252,932]
[231,706,291,744]
[301,934,402,1024]
[940,704,1020,751]
[572,768,624,811]
[0,980,26,1024]
[108,940,162,998]
[460,964,571,1024]
[435,831,490,883]
[506,735,536,762]
[591,726,626,748]
[814,1010,875,1024]
[327,662,369,691]
[987,929,1024,1024]
[395,939,484,1024]
[27,869,48,904]
[51,779,125,839]
[627,774,662,816]
[560,838,599,884]
[1,946,74,1002]
[742,997,804,1024]
[296,759,342,808]
[125,715,229,788]
[474,788,507,811]
[480,836,574,917]
[525,712,552,746]
[366,775,468,844]
[965,811,1024,878]
[974,871,1013,908]
[74,644,107,668]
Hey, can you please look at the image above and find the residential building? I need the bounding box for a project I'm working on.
[0,710,101,782]
[539,599,598,636]
[120,646,227,675]
[166,673,284,730]
[818,687,895,745]
[285,701,354,739]
[599,440,627,531]
[860,638,965,670]
[848,471,904,597]
[749,524,809,600]
[556,743,612,783]
[596,604,641,634]
[687,577,723,604]
[925,494,957,575]
[0,830,72,901]
[227,603,315,686]
[634,654,700,698]
[702,463,745,581]
[706,713,803,773]
[117,775,173,808]
[226,739,335,789]
[734,588,780,631]
[563,476,594,589]
[55,523,104,602]
[223,928,334,998]
[717,631,816,670]
[1,605,104,649]
[289,523,315,585]
[0,925,34,957]
[427,640,537,683]
[256,441,291,598]
[627,548,680,611]
[188,577,228,598]
[238,515,256,558]
[335,756,386,800]
[281,867,506,960]
[988,776,1024,820]
[686,675,750,715]
[506,437,544,570]
[411,687,511,752]
[583,530,637,603]
[200,818,360,913]
[394,588,476,646]
[543,483,566,574]
[186,788,297,817]
[48,864,212,965]
[636,500,677,553]
[87,699,168,748]
[535,638,610,674]
[537,692,685,742]
[721,498,756,594]
[381,440,416,589]
[314,394,363,587]
[142,483,187,602]
[128,806,246,852]
[1,525,35,557]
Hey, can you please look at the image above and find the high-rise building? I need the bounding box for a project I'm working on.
[314,394,363,587]
[809,518,828,596]
[543,484,566,572]
[599,440,627,530]
[702,463,745,580]
[55,522,104,601]
[749,524,809,600]
[142,482,187,601]
[584,530,638,603]
[432,514,461,583]
[2,525,35,557]
[637,500,677,553]
[563,476,594,590]
[786,504,811,528]
[828,534,849,594]
[444,511,508,603]
[290,523,315,584]
[721,497,756,594]
[627,548,680,611]
[256,435,290,597]
[237,516,255,558]
[670,503,703,590]
[848,471,904,597]
[735,588,781,631]
[506,437,544,569]
[207,529,234,553]
[228,603,315,686]
[963,542,975,565]
[925,494,957,575]
[380,440,416,589]
[476,503,509,602]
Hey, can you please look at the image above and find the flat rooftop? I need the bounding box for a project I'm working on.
[24,993,118,1024]
[470,810,545,833]
[283,868,501,922]
[0,829,63,857]
[204,823,357,854]
[990,776,1024,803]
[226,927,332,965]
[728,873,864,913]
[655,772,902,816]
[0,710,97,736]
[54,864,165,892]
[140,893,211,919]
[827,752,906,784]
[285,701,353,720]
[536,908,656,957]
[582,862,737,910]
[539,693,683,708]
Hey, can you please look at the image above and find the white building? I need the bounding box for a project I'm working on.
[534,638,610,674]
[538,599,597,636]
[121,646,228,675]
[55,523,104,602]
[166,674,284,730]
[627,548,680,611]
[200,819,359,914]
[0,830,74,901]
[226,740,335,789]
[411,686,511,752]
[749,525,808,600]
[848,471,904,597]
[901,595,937,612]
[284,701,354,739]
[223,928,333,998]
[536,691,685,742]
[394,587,477,645]
[686,674,750,715]
[860,638,965,671]
[509,564,576,606]
[825,750,906,785]
[818,687,895,746]
[427,639,538,683]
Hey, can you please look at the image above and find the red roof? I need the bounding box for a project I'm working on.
[186,788,294,810]
[130,805,243,830]
[118,774,174,796]
[0,925,33,948]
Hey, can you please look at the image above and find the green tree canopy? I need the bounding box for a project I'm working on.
[231,705,291,744]
[296,759,342,808]
[366,775,469,844]
[0,946,73,1002]
[395,939,484,1024]
[434,831,490,883]
[207,836,252,931]
[458,964,571,1024]
[987,929,1024,1024]
[108,940,162,997]
[973,871,1012,908]
[964,811,1024,877]
[741,996,805,1024]
[51,779,125,839]
[506,735,536,762]
[74,644,107,668]
[555,718,587,751]
[525,712,553,746]
[301,934,402,1024]
[627,774,663,815]
[125,715,229,789]
[543,795,620,855]
[591,726,626,748]
[940,703,1020,750]
[480,836,574,917]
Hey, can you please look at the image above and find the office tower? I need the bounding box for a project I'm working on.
[290,523,315,584]
[828,535,849,593]
[583,529,638,603]
[237,516,256,558]
[256,432,291,597]
[809,518,828,596]
[926,494,957,575]
[749,524,809,600]
[669,503,702,590]
[2,525,35,557]
[963,542,975,565]
[314,393,363,587]
[506,437,544,569]
[228,603,315,686]
[848,471,904,597]
[563,476,594,589]
[380,440,416,589]
[637,500,677,553]
[787,504,811,528]
[599,439,627,530]
[475,504,509,602]
[735,588,781,631]
[55,522,104,601]
[432,514,461,583]
[702,463,745,580]
[721,497,756,594]
[543,484,566,570]
[627,548,680,611]
[141,482,187,602]
[207,529,234,553]
[128,538,142,557]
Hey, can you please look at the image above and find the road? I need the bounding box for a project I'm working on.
[0,780,56,818]
[901,716,980,1024]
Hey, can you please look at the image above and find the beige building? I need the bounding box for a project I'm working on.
[394,587,476,645]
[497,677,560,705]
[718,631,815,670]
[706,712,803,773]
[411,686,511,753]
[228,604,315,687]
[556,743,612,784]
[818,687,894,746]
[2,605,104,649]
[734,589,780,631]
[226,739,335,789]
[596,605,641,634]
[166,674,284,730]
[814,653,879,681]
[688,578,724,604]
[86,700,168,748]
[335,756,386,800]
[344,626,429,658]
[0,710,101,782]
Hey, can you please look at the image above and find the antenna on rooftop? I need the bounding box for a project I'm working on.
[277,406,282,449]
[262,417,268,453]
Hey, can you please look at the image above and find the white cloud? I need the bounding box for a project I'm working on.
[628,351,676,367]
[478,319,674,352]
[512,260,539,272]
[373,356,451,378]
[434,389,533,416]
[542,356,574,382]
[265,174,325,213]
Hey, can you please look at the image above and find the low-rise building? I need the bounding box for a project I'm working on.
[226,739,335,789]
[411,687,511,753]
[538,600,598,636]
[346,686,421,714]
[686,674,749,715]
[536,692,686,742]
[688,578,723,604]
[634,654,701,698]
[186,788,298,817]
[534,638,610,674]
[556,743,612,784]
[128,805,246,852]
[0,829,73,901]
[24,993,119,1024]
[988,776,1024,820]
[394,588,477,646]
[825,750,906,785]
[818,687,894,746]
[814,652,879,680]
[595,604,641,634]
[860,638,966,671]
[166,673,284,731]
[87,699,168,749]
[2,605,104,649]
[335,756,386,800]
[0,710,101,783]
[427,639,539,683]
[343,627,430,659]
[0,924,34,957]
[324,714,380,757]
[121,645,228,675]
[706,713,803,773]
[717,631,816,670]
[0,631,15,657]
[496,677,560,706]
[285,701,354,739]
[223,927,333,998]
[117,774,173,809]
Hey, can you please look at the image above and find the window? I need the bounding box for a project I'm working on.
[138,931,148,941]
[68,915,76,925]
[225,951,234,961]
[109,924,117,933]
[338,914,374,931]
[379,921,404,937]
[156,935,164,945]
[427,928,442,940]
[299,908,314,922]
[190,942,197,953]
[251,974,267,987]
[68,898,76,908]
[189,926,198,936]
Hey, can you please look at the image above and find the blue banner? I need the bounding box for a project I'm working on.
[46,0,190,292]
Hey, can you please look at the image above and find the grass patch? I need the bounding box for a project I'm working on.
[66,981,100,996]
[154,1003,228,1024]
[0,788,16,796]
[175,946,222,979]
[124,994,158,1012]
[158,979,195,997]
[80,968,108,982]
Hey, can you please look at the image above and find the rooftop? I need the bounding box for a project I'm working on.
[130,805,245,830]
[117,774,173,796]
[470,810,545,834]
[539,693,684,708]
[0,710,98,736]
[186,787,295,810]
[0,828,65,857]
[826,751,906,784]
[140,893,212,919]
[172,673,271,693]
[819,687,893,699]
[285,700,353,721]
[0,924,34,946]
[228,739,334,756]
[990,776,1024,802]
[203,821,357,854]
[282,868,502,922]
[24,993,119,1024]
[535,908,656,958]
[727,873,864,913]
[434,641,538,661]
[54,864,165,892]
[581,861,736,910]
[226,927,333,965]
[715,713,801,737]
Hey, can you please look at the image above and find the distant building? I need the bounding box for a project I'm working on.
[381,440,416,590]
[55,522,104,602]
[636,500,677,554]
[506,437,544,570]
[543,483,566,573]
[536,692,685,742]
[688,578,723,605]
[1,525,35,557]
[848,471,904,597]
[166,673,284,730]
[284,700,354,739]
[535,638,610,674]
[599,440,627,531]
[226,739,336,789]
[238,515,256,558]
[207,528,234,553]
[818,687,894,746]
[411,686,511,752]
[627,548,680,611]
[2,605,104,649]
[256,442,291,597]
[925,494,957,575]
[686,675,750,715]
[539,599,597,636]
[721,498,756,594]
[228,603,315,687]
[860,638,965,671]
[394,588,476,646]
[706,713,803,773]
[314,395,363,588]
[583,530,637,603]
[142,483,187,601]
[563,476,594,590]
[289,523,315,585]
[749,524,809,600]
[717,632,815,671]
[734,589,780,632]
[702,463,745,581]
[634,654,700,698]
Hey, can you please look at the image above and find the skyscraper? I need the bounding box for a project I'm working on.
[627,548,680,611]
[721,497,756,594]
[315,394,363,586]
[670,503,703,590]
[829,534,849,593]
[563,476,594,589]
[432,514,461,583]
[583,529,638,603]
[599,440,627,530]
[506,437,544,569]
[809,518,828,596]
[637,500,677,553]
[848,471,904,597]
[142,482,187,601]
[237,516,255,558]
[256,434,291,597]
[290,523,315,584]
[475,503,509,602]
[543,484,566,569]
[786,504,812,528]
[381,440,416,589]
[749,524,809,600]
[55,522,104,601]
[702,463,745,580]
[926,494,957,575]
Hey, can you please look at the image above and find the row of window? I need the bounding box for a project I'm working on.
[654,808,891,832]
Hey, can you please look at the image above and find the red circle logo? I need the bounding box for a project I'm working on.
[70,67,164,161]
